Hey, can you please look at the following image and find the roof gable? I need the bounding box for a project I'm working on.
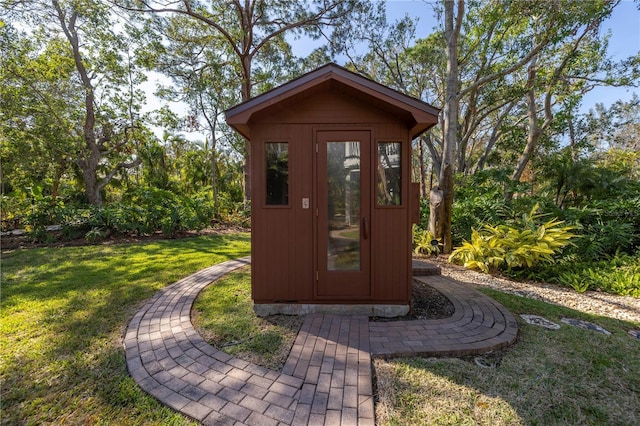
[225,63,439,139]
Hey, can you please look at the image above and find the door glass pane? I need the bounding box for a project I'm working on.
[327,141,360,270]
[377,142,401,205]
[265,142,288,205]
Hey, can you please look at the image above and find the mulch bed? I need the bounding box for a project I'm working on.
[372,278,455,321]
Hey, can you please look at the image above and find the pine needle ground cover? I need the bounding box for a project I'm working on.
[1,234,249,425]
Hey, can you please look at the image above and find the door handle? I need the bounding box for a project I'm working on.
[363,217,369,240]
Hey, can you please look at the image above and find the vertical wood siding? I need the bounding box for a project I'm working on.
[250,91,413,304]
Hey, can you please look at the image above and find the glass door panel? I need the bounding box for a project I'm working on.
[316,131,371,299]
[327,142,360,270]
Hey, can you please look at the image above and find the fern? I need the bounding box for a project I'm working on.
[559,272,592,293]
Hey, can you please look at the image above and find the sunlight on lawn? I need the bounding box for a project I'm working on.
[0,234,250,424]
[376,358,523,426]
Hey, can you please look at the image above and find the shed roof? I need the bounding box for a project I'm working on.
[225,63,440,139]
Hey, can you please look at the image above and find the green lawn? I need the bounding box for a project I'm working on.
[3,234,639,425]
[192,267,303,371]
[1,233,250,425]
[375,289,640,426]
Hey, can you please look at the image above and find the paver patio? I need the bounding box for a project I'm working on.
[124,257,517,425]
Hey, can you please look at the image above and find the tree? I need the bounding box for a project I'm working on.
[4,0,150,205]
[148,11,299,214]
[52,0,145,205]
[430,0,625,252]
[151,15,242,215]
[343,15,444,196]
[509,1,620,186]
[118,0,366,202]
[0,23,77,199]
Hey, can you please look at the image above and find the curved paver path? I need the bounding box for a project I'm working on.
[124,258,517,425]
[369,275,518,358]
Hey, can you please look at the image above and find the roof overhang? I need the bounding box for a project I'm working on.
[225,63,440,140]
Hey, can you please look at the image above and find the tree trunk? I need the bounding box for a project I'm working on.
[510,89,539,185]
[510,50,543,193]
[438,163,454,253]
[423,132,442,178]
[241,55,252,204]
[51,163,65,201]
[83,165,101,205]
[239,0,252,205]
[472,102,515,174]
[509,17,588,189]
[55,2,108,206]
[429,0,463,254]
[428,186,444,246]
[418,136,427,197]
[210,135,219,218]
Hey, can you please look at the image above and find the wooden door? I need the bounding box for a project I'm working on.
[316,130,371,299]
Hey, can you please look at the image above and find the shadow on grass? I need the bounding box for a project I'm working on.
[375,293,640,426]
[0,233,249,424]
[1,234,250,308]
[192,266,304,371]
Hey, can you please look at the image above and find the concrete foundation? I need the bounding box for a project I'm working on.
[253,303,409,318]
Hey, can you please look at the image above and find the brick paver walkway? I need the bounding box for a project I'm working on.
[282,314,374,425]
[369,276,518,358]
[124,258,517,425]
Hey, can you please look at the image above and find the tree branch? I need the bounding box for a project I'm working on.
[97,157,143,191]
[459,34,551,99]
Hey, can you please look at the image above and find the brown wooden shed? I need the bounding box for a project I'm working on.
[226,63,439,316]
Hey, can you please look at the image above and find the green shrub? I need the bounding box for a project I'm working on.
[554,254,640,297]
[558,272,591,293]
[553,198,640,260]
[450,170,552,245]
[450,204,576,273]
[25,225,57,244]
[84,227,107,243]
[448,228,505,273]
[508,251,640,297]
[1,195,24,231]
[1,186,229,243]
[412,225,440,256]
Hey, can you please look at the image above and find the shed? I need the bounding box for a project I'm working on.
[225,63,439,316]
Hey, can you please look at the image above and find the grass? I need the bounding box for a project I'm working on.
[4,233,639,424]
[375,289,640,426]
[0,233,250,425]
[192,267,303,370]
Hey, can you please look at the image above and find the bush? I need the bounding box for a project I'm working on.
[217,192,250,228]
[412,225,440,256]
[552,198,640,260]
[530,252,640,297]
[449,204,576,273]
[1,195,26,231]
[450,170,551,245]
[2,187,232,243]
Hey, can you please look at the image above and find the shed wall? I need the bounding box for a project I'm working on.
[250,90,412,304]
